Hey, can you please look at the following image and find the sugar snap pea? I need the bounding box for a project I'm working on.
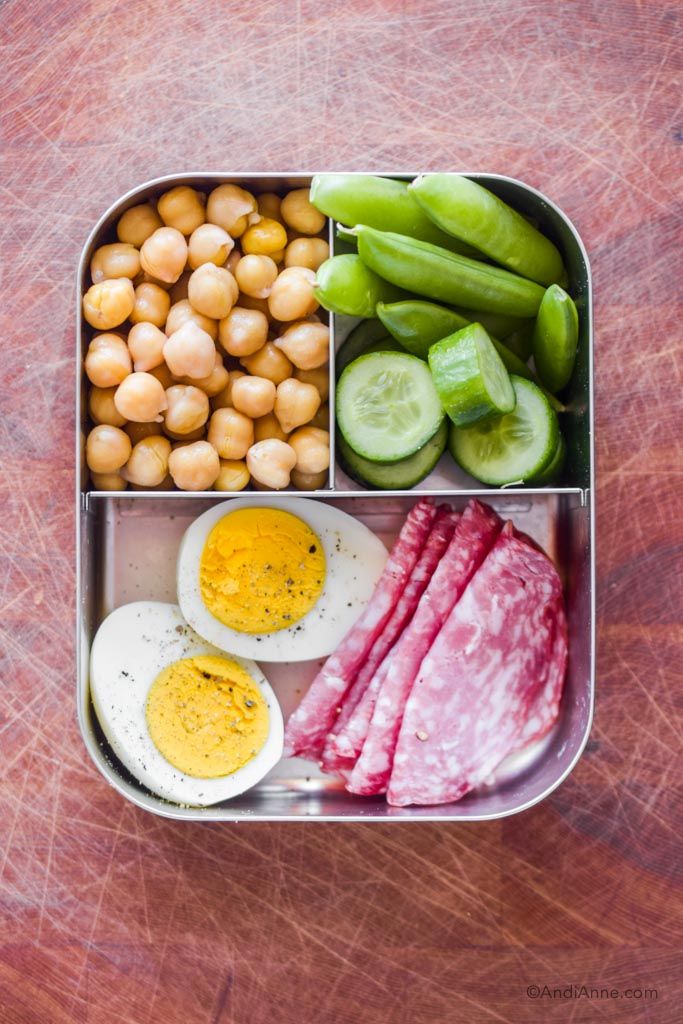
[409,174,565,286]
[309,174,478,257]
[532,284,579,392]
[352,226,546,318]
[450,308,532,341]
[313,253,406,318]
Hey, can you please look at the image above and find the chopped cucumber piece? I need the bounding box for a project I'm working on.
[428,323,515,427]
[448,376,559,485]
[337,421,448,490]
[336,351,444,463]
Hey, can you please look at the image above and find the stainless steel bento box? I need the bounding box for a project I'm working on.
[77,173,594,821]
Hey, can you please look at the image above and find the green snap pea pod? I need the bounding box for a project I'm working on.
[532,284,579,392]
[502,321,534,361]
[376,299,565,411]
[313,254,406,318]
[409,174,566,286]
[352,226,546,318]
[450,307,532,341]
[310,174,478,257]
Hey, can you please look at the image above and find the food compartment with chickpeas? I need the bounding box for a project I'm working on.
[80,179,331,493]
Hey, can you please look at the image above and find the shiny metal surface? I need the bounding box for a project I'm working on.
[76,172,594,821]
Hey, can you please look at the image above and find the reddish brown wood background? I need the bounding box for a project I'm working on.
[1,0,681,1021]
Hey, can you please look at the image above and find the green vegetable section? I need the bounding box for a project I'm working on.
[409,174,565,285]
[353,226,546,317]
[428,324,516,427]
[336,351,444,464]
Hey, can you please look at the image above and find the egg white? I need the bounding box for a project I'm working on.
[89,601,283,806]
[176,496,388,662]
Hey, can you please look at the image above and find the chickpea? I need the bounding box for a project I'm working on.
[127,322,166,372]
[288,426,330,475]
[246,439,296,490]
[281,188,326,234]
[166,298,218,341]
[157,186,206,235]
[284,237,329,271]
[129,282,170,327]
[309,402,329,431]
[125,420,163,445]
[163,321,216,379]
[240,341,293,384]
[274,378,320,433]
[147,362,176,390]
[275,321,329,370]
[114,372,168,422]
[268,267,318,322]
[84,333,132,387]
[234,254,278,299]
[83,278,135,330]
[214,459,250,492]
[207,407,254,459]
[236,293,272,319]
[291,468,328,491]
[168,441,220,491]
[231,375,276,418]
[295,363,330,402]
[226,248,241,275]
[140,227,188,284]
[86,424,132,473]
[257,192,283,223]
[254,411,289,443]
[90,470,128,491]
[120,435,172,487]
[163,384,209,435]
[117,203,163,247]
[166,425,207,442]
[241,217,288,257]
[211,370,245,410]
[91,243,141,284]
[181,351,229,397]
[169,270,191,304]
[88,386,127,427]
[187,223,234,269]
[187,264,238,320]
[218,306,268,357]
[206,184,257,238]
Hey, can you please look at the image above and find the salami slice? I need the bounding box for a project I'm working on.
[347,499,503,796]
[515,596,567,748]
[321,506,458,774]
[283,497,437,759]
[387,523,564,807]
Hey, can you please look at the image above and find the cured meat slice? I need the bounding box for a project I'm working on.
[387,523,564,807]
[347,499,502,796]
[283,497,437,759]
[515,595,567,748]
[321,506,458,774]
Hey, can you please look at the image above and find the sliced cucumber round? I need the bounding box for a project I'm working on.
[337,420,447,490]
[448,376,559,485]
[336,319,404,378]
[428,323,515,427]
[336,351,444,463]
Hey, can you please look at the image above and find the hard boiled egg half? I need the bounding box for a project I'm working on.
[177,496,388,661]
[90,601,283,806]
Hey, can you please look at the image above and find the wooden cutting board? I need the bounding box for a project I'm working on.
[1,0,681,1021]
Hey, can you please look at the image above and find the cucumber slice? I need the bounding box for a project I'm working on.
[336,351,444,463]
[336,319,404,377]
[337,420,448,489]
[428,323,515,427]
[529,431,566,484]
[532,284,579,393]
[448,376,559,485]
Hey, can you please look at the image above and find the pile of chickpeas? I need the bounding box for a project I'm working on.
[82,183,331,491]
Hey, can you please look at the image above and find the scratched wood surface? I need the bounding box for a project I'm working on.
[1,0,682,1021]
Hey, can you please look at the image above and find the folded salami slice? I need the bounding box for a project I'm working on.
[347,499,503,796]
[515,595,567,749]
[387,523,564,807]
[283,497,437,759]
[321,506,458,774]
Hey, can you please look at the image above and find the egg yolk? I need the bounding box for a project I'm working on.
[199,507,326,634]
[146,655,268,778]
